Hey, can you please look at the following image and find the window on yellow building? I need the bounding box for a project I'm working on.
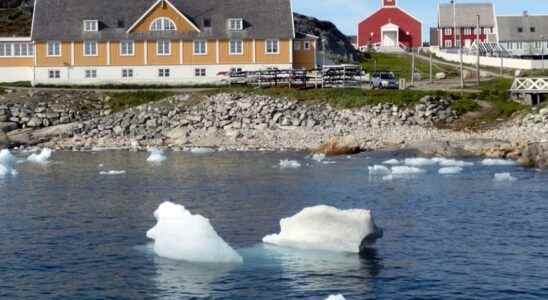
[47,41,61,57]
[120,40,134,56]
[150,17,176,31]
[266,39,279,54]
[229,40,243,55]
[156,40,171,56]
[193,40,207,55]
[84,40,98,56]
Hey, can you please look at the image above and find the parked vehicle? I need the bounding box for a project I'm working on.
[370,72,399,89]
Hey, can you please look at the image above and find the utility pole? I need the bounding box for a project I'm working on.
[500,50,504,76]
[476,14,481,86]
[460,48,464,89]
[429,51,433,83]
[542,36,545,74]
[411,48,415,86]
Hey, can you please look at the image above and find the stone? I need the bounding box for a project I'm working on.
[27,118,42,128]
[313,135,362,156]
[0,122,18,133]
[435,72,447,80]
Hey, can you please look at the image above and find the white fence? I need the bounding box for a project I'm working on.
[431,48,546,70]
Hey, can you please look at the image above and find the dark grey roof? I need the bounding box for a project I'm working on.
[31,0,294,41]
[497,15,548,41]
[438,3,495,28]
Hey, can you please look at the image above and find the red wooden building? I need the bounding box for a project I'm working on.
[358,0,422,51]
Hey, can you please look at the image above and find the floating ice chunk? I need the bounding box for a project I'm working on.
[481,159,517,166]
[326,295,346,300]
[368,165,391,176]
[404,158,437,166]
[438,167,463,175]
[382,174,394,181]
[312,153,326,162]
[433,158,474,167]
[279,160,301,169]
[99,170,126,175]
[0,149,14,165]
[263,205,383,253]
[383,159,400,165]
[147,201,243,264]
[391,166,426,175]
[494,173,517,182]
[190,147,215,154]
[147,148,167,163]
[0,164,17,177]
[27,148,52,164]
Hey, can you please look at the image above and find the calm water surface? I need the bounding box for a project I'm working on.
[0,150,547,299]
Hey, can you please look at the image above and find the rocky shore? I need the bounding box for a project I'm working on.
[1,89,547,168]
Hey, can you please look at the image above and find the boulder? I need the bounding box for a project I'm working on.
[435,72,447,80]
[519,142,548,169]
[0,131,11,148]
[313,135,362,156]
[0,122,18,133]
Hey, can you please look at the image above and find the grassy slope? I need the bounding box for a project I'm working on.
[106,91,175,112]
[361,52,459,81]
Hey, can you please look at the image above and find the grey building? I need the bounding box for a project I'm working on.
[498,12,548,57]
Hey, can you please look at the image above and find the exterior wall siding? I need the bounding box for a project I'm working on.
[293,40,316,70]
[36,41,71,67]
[110,41,146,66]
[439,27,491,48]
[0,57,33,67]
[255,40,292,64]
[219,40,253,64]
[74,41,108,66]
[147,40,180,65]
[182,40,217,65]
[358,7,422,48]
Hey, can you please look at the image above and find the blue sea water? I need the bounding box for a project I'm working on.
[0,150,547,299]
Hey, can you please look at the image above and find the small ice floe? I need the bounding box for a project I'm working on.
[494,173,517,182]
[404,158,438,167]
[433,158,474,167]
[382,174,394,181]
[263,205,383,254]
[279,160,301,169]
[438,167,463,175]
[368,165,391,176]
[0,149,14,165]
[383,159,400,165]
[0,164,18,177]
[326,295,346,300]
[98,163,104,168]
[190,147,215,154]
[481,159,517,166]
[147,148,167,163]
[147,201,243,264]
[391,166,426,175]
[311,153,326,162]
[99,170,126,176]
[27,148,53,164]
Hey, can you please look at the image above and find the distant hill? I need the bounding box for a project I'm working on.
[0,0,32,36]
[293,13,361,64]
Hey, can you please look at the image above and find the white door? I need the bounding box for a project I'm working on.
[383,31,397,47]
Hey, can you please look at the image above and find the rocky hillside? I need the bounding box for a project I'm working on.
[0,0,32,36]
[294,13,361,64]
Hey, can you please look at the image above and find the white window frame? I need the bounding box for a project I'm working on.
[444,40,452,48]
[194,68,206,77]
[156,40,171,56]
[265,39,280,54]
[229,39,243,55]
[0,43,33,57]
[150,17,177,31]
[228,18,243,31]
[48,70,61,79]
[83,20,99,32]
[304,41,311,50]
[122,69,134,78]
[464,28,472,35]
[120,40,134,56]
[193,40,207,55]
[83,40,98,57]
[47,41,61,57]
[85,69,97,79]
[158,68,171,78]
[444,28,452,35]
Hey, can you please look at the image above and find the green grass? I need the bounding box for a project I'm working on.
[33,83,224,90]
[0,86,4,95]
[476,78,527,122]
[450,97,481,115]
[106,91,175,112]
[0,81,32,87]
[361,52,458,81]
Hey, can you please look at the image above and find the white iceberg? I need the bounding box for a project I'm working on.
[190,147,215,154]
[438,167,463,175]
[312,153,326,162]
[326,295,346,300]
[99,170,126,175]
[494,173,517,182]
[147,148,167,163]
[147,201,243,264]
[279,160,301,169]
[368,165,391,176]
[383,159,400,165]
[263,205,382,253]
[27,148,53,164]
[404,158,438,166]
[481,159,517,166]
[0,164,18,177]
[391,166,426,175]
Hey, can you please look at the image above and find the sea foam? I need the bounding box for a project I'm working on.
[147,148,167,163]
[263,205,382,253]
[147,201,243,264]
[27,148,53,164]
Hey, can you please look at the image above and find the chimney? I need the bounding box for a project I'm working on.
[383,0,396,7]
